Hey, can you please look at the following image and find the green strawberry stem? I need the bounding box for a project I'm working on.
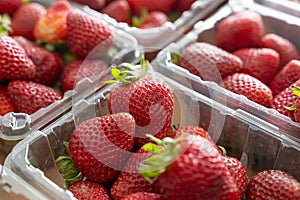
[285,86,300,111]
[132,9,148,28]
[171,53,180,65]
[0,14,12,36]
[138,133,188,184]
[218,145,227,157]
[104,54,149,84]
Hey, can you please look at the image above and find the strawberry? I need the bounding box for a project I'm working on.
[106,57,174,148]
[179,42,243,82]
[7,80,62,114]
[121,192,164,200]
[175,0,196,13]
[60,59,107,92]
[127,0,176,15]
[222,156,248,200]
[69,113,135,183]
[246,170,300,200]
[111,149,159,200]
[233,48,279,85]
[102,0,131,24]
[173,125,210,139]
[271,79,300,120]
[0,0,22,15]
[68,180,111,200]
[0,86,14,115]
[67,9,114,59]
[72,0,105,10]
[13,36,63,86]
[139,134,239,200]
[10,3,46,41]
[0,35,36,82]
[138,11,169,29]
[260,33,299,70]
[223,73,273,107]
[216,10,264,52]
[269,60,300,96]
[34,1,71,44]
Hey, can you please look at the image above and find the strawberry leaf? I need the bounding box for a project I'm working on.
[142,143,162,153]
[0,14,12,36]
[285,103,297,111]
[172,53,180,65]
[291,86,300,97]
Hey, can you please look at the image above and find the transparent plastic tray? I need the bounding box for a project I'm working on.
[153,0,300,142]
[4,58,300,199]
[73,0,227,49]
[255,0,300,18]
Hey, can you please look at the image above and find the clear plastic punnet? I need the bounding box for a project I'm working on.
[4,53,300,199]
[153,0,300,143]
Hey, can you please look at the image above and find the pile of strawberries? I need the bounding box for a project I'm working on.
[72,0,196,28]
[0,1,114,115]
[178,10,300,123]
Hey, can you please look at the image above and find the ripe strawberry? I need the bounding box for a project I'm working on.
[69,113,135,183]
[34,1,71,44]
[111,148,159,200]
[72,0,105,10]
[13,36,62,86]
[246,170,300,200]
[0,36,36,82]
[68,180,111,200]
[139,11,169,29]
[222,156,248,200]
[0,86,14,115]
[260,33,299,70]
[67,9,114,59]
[271,79,300,121]
[10,3,46,41]
[175,0,196,13]
[102,0,131,24]
[216,10,264,52]
[121,192,164,200]
[127,0,176,15]
[223,73,273,107]
[233,48,279,85]
[269,60,300,96]
[139,135,239,200]
[60,59,107,92]
[7,80,62,114]
[0,0,22,15]
[107,58,174,148]
[173,125,210,139]
[179,42,243,82]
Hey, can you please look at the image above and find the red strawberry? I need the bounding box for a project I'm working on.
[0,86,14,115]
[139,11,169,29]
[260,33,299,70]
[60,59,107,92]
[269,60,300,96]
[13,36,62,86]
[175,0,196,13]
[0,0,22,15]
[222,156,248,200]
[294,97,300,122]
[139,135,239,200]
[0,36,36,82]
[216,10,264,52]
[127,0,176,15]
[102,0,131,24]
[72,0,105,10]
[223,73,273,107]
[69,113,135,183]
[111,149,159,200]
[173,125,210,139]
[271,79,300,120]
[10,3,46,41]
[34,1,71,44]
[179,42,243,82]
[68,180,111,200]
[246,170,300,200]
[7,80,62,114]
[121,192,164,200]
[233,48,279,85]
[107,58,174,148]
[67,9,114,59]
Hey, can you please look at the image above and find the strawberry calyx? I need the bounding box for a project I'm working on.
[104,54,149,84]
[56,141,84,188]
[138,133,187,184]
[0,14,12,36]
[132,9,148,28]
[285,85,300,111]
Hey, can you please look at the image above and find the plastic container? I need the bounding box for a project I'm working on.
[153,0,300,143]
[4,56,300,199]
[254,0,300,18]
[73,0,227,49]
